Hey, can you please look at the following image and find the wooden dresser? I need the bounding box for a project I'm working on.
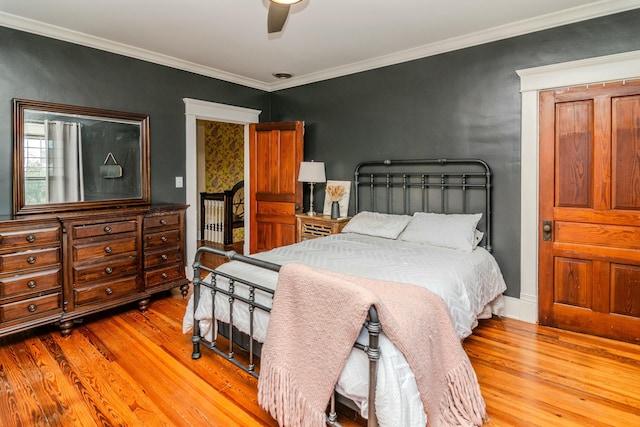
[0,204,189,337]
[0,217,63,337]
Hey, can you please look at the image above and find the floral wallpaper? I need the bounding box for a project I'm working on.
[203,120,244,242]
[204,120,244,193]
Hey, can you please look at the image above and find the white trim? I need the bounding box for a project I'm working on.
[270,1,640,91]
[514,49,640,324]
[502,296,523,320]
[0,12,270,91]
[3,1,640,91]
[183,98,261,273]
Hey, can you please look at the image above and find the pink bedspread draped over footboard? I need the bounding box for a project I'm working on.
[257,263,487,427]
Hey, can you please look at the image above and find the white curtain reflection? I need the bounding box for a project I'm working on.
[45,120,84,203]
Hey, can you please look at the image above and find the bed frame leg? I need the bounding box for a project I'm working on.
[191,259,202,360]
[366,307,381,427]
[191,335,201,359]
[326,393,342,427]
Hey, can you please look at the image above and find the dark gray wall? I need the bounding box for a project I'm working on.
[0,26,270,215]
[270,9,640,298]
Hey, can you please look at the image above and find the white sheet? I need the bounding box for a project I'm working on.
[183,233,506,426]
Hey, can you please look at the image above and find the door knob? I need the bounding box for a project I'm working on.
[542,220,552,241]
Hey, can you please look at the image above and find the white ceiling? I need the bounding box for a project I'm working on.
[1,0,639,92]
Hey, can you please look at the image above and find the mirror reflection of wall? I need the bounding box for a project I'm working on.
[23,110,142,206]
[82,119,141,201]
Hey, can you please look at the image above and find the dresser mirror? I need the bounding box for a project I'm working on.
[13,99,150,215]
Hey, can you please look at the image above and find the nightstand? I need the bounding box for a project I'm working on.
[296,214,351,242]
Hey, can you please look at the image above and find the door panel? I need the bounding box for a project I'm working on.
[555,100,593,208]
[611,264,640,316]
[553,257,591,308]
[612,95,640,209]
[539,80,640,343]
[249,122,303,253]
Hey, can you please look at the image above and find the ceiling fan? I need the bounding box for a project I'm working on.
[267,0,302,34]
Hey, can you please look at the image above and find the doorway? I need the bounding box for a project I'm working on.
[197,119,245,246]
[183,98,261,271]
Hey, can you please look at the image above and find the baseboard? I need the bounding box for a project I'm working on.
[502,295,537,324]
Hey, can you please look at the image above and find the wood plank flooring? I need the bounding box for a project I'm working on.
[1,291,639,426]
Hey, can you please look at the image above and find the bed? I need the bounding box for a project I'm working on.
[184,159,507,427]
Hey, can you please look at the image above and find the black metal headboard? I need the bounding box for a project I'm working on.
[354,159,492,252]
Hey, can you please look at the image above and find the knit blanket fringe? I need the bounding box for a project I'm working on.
[259,359,327,427]
[437,358,487,426]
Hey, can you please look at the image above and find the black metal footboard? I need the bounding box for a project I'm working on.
[190,246,381,427]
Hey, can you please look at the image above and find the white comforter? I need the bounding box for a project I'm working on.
[183,233,506,426]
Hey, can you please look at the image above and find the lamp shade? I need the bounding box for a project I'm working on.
[297,161,326,183]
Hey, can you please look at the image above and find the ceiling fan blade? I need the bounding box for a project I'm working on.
[267,3,290,34]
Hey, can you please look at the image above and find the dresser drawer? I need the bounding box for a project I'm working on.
[300,222,335,238]
[0,227,60,249]
[144,247,182,268]
[0,247,60,273]
[1,293,62,323]
[145,264,184,288]
[72,220,138,239]
[144,229,180,248]
[72,236,137,262]
[74,276,138,307]
[73,257,138,285]
[1,268,62,298]
[144,213,180,230]
[296,215,351,242]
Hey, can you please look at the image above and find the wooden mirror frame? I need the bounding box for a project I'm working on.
[12,99,151,215]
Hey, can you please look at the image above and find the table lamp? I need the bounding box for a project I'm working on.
[297,161,326,216]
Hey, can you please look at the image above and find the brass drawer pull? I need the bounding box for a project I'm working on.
[161,235,168,242]
[27,280,37,289]
[104,246,112,254]
[26,234,36,243]
[27,256,36,264]
[27,304,37,313]
[161,273,168,279]
[160,219,167,225]
[105,287,113,295]
[161,254,168,261]
[104,226,112,234]
[105,267,113,274]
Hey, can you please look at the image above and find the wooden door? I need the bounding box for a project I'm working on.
[539,80,640,343]
[249,122,304,253]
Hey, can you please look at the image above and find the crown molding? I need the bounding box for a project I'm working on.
[2,0,639,92]
[0,11,272,91]
[269,0,640,90]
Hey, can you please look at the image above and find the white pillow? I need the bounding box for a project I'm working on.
[341,211,412,239]
[398,212,483,251]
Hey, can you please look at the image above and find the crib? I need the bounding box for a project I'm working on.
[200,180,244,245]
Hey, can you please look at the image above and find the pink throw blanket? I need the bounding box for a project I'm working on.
[257,263,486,427]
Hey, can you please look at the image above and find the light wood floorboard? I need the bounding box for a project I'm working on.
[1,291,639,426]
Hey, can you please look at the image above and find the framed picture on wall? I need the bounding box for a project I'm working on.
[322,180,351,218]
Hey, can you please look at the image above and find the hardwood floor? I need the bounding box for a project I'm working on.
[1,291,639,426]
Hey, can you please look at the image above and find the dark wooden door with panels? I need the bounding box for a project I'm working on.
[249,121,304,254]
[538,79,640,343]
